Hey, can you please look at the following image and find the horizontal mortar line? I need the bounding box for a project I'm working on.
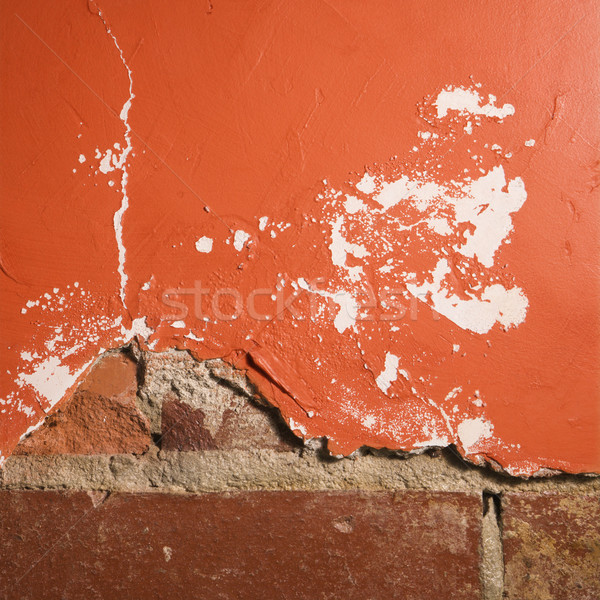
[2,451,599,495]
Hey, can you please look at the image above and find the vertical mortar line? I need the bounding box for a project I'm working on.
[480,491,504,600]
[492,492,505,599]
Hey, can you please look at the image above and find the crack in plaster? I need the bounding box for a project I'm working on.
[94,6,135,308]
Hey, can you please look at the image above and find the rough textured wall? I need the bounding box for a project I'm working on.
[2,0,599,475]
[1,351,599,599]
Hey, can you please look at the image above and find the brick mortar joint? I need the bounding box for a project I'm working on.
[2,449,600,494]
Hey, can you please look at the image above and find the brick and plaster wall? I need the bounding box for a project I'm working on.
[3,2,599,597]
[1,349,598,599]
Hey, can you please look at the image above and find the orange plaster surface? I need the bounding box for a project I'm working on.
[1,0,599,475]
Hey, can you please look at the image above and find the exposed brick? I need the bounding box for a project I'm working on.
[503,493,600,600]
[14,353,151,456]
[142,351,301,451]
[0,490,481,599]
[160,393,302,452]
[161,395,216,450]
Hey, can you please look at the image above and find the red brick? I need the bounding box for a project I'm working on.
[0,491,481,599]
[14,353,151,456]
[503,493,600,600]
[160,397,216,450]
[160,394,301,451]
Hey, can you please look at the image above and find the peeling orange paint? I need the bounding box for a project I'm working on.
[1,0,599,475]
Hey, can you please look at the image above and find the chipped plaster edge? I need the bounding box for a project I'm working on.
[6,345,600,487]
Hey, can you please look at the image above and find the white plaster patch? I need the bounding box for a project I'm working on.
[435,86,515,119]
[344,195,366,214]
[331,291,359,334]
[184,332,203,342]
[297,278,359,334]
[98,149,115,174]
[234,230,250,251]
[373,176,444,212]
[355,172,377,194]
[121,317,154,342]
[454,166,527,268]
[323,162,529,334]
[17,355,93,410]
[406,258,528,334]
[329,215,369,282]
[457,417,494,452]
[195,236,213,253]
[375,352,400,393]
[289,417,307,435]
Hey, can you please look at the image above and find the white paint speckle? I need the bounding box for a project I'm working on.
[362,414,377,428]
[525,139,535,147]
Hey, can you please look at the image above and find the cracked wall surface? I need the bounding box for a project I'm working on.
[1,0,599,476]
[1,349,599,599]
